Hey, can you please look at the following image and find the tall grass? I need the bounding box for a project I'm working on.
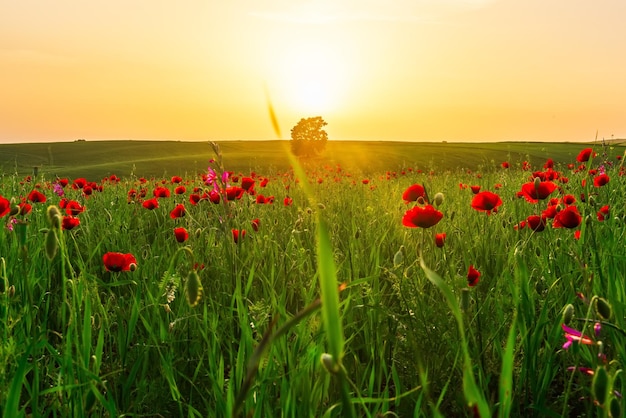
[0,142,624,416]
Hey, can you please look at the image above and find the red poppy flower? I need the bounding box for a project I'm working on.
[73,178,87,189]
[154,187,170,198]
[501,162,509,169]
[544,158,554,169]
[232,229,246,243]
[62,216,80,230]
[402,184,426,203]
[241,177,255,191]
[18,202,32,215]
[209,190,221,204]
[467,265,480,287]
[28,190,47,203]
[173,227,189,242]
[82,186,93,196]
[563,194,576,205]
[103,252,137,272]
[225,186,244,200]
[189,193,201,205]
[519,181,557,203]
[542,205,558,219]
[65,200,85,216]
[576,148,594,163]
[171,176,183,184]
[260,178,269,187]
[526,215,546,232]
[142,198,159,210]
[0,196,11,218]
[593,174,610,187]
[402,205,443,229]
[284,196,293,206]
[597,205,610,221]
[470,185,481,194]
[251,218,260,232]
[471,191,502,215]
[435,233,446,248]
[553,205,582,229]
[169,204,186,219]
[174,185,186,195]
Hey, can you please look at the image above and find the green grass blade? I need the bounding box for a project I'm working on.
[420,259,490,417]
[317,218,344,362]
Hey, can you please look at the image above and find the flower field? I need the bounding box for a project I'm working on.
[0,141,625,417]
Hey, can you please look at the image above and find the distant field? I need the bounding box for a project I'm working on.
[0,140,622,179]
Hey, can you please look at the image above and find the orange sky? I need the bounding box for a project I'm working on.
[1,1,625,143]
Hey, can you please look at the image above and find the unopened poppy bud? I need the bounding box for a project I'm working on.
[320,353,340,374]
[46,205,62,229]
[533,177,541,189]
[128,263,137,272]
[185,270,203,307]
[433,192,444,206]
[393,246,404,267]
[610,397,621,418]
[195,228,202,239]
[595,297,612,320]
[7,284,15,298]
[45,229,58,260]
[9,205,20,217]
[562,304,575,324]
[317,203,325,210]
[592,366,609,405]
[416,196,425,205]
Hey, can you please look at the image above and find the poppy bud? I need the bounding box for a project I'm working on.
[592,366,609,405]
[9,205,20,217]
[533,177,541,190]
[128,263,137,272]
[433,192,444,206]
[562,304,575,324]
[46,205,62,229]
[185,270,203,307]
[195,228,202,239]
[610,397,621,418]
[317,203,326,210]
[393,246,404,267]
[320,353,340,374]
[7,284,15,299]
[45,229,58,260]
[595,297,612,320]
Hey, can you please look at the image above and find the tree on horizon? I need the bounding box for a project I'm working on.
[290,116,328,157]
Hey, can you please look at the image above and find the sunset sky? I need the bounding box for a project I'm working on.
[1,1,625,143]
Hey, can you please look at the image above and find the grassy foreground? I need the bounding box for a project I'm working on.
[0,140,625,417]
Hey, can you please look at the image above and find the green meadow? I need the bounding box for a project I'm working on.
[0,140,625,417]
[0,140,617,179]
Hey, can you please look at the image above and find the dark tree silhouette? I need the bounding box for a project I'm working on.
[290,116,328,157]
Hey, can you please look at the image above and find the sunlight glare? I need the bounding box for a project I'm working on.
[267,37,352,116]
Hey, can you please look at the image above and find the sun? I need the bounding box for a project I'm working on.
[266,38,352,116]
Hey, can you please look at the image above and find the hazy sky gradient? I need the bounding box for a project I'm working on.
[1,1,625,143]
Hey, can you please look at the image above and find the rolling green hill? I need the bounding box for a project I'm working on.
[0,140,621,180]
